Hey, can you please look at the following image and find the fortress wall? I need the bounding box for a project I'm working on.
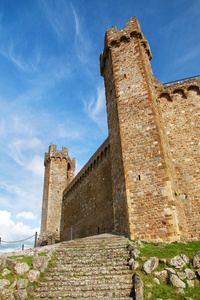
[158,78,200,240]
[60,138,114,241]
[101,17,180,242]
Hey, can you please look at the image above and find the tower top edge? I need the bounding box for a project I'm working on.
[105,16,141,44]
[44,144,69,163]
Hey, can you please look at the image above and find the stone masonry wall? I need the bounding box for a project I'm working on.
[40,17,200,244]
[157,78,200,240]
[60,138,114,241]
[100,17,181,242]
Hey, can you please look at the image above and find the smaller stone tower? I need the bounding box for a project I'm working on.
[40,145,75,243]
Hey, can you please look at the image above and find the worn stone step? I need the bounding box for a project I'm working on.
[48,265,129,273]
[38,274,133,286]
[54,254,129,262]
[33,288,133,299]
[57,248,129,255]
[45,268,132,277]
[49,262,129,272]
[35,282,133,292]
[54,255,128,263]
[37,298,133,300]
[57,248,128,254]
[59,239,128,249]
[31,234,133,299]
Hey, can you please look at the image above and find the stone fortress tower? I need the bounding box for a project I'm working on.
[40,145,75,243]
[40,17,200,244]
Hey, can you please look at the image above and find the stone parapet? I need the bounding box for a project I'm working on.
[63,137,110,198]
[155,76,200,102]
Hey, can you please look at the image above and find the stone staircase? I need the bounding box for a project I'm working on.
[32,234,134,299]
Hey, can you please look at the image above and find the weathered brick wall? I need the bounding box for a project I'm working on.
[60,138,114,241]
[157,78,200,240]
[101,17,181,242]
[40,145,75,242]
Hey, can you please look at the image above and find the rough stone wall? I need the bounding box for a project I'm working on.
[40,145,75,242]
[100,17,181,242]
[40,17,200,244]
[60,138,114,241]
[157,78,200,240]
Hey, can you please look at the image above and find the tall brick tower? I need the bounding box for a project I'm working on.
[100,17,183,242]
[40,145,75,243]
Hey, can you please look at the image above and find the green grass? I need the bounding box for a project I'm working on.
[0,251,56,300]
[8,255,34,269]
[131,240,200,300]
[137,240,200,259]
[135,269,200,300]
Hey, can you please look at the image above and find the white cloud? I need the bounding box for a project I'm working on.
[16,211,37,220]
[26,155,44,178]
[0,210,39,249]
[83,84,107,127]
[72,5,79,39]
[71,5,93,64]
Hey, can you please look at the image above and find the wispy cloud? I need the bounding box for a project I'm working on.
[72,6,79,39]
[0,41,41,73]
[39,0,73,41]
[71,4,93,64]
[83,83,107,127]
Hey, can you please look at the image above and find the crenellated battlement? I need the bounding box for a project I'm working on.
[63,138,110,198]
[156,76,200,102]
[44,144,75,168]
[100,17,152,76]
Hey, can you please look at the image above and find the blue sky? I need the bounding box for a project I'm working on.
[0,0,199,252]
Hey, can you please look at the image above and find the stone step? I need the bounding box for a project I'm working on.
[54,255,128,262]
[31,234,133,299]
[33,288,133,299]
[49,260,129,268]
[56,247,128,252]
[36,298,133,300]
[48,263,129,272]
[35,283,133,292]
[58,246,128,253]
[58,244,128,250]
[54,253,129,261]
[45,268,132,277]
[38,274,133,286]
[59,238,128,248]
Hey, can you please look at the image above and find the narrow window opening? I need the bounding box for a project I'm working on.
[138,175,141,181]
[184,193,187,199]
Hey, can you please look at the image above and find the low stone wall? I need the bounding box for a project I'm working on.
[60,138,114,241]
